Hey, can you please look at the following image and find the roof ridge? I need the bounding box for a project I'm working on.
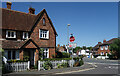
[2,8,37,16]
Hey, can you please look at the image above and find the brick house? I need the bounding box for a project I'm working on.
[0,2,57,66]
[92,38,117,56]
[57,44,66,52]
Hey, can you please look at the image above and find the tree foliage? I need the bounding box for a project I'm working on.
[73,47,82,53]
[109,39,120,59]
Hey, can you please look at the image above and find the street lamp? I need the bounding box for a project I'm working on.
[67,24,70,53]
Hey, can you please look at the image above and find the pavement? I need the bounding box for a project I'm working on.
[3,63,96,76]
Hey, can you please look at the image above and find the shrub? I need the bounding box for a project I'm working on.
[7,60,26,63]
[40,58,72,61]
[33,65,38,69]
[62,52,70,58]
[2,61,11,74]
[57,62,69,68]
[23,56,29,61]
[73,60,84,67]
[43,61,53,70]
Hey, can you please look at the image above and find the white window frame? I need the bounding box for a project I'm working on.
[6,30,16,38]
[101,46,103,50]
[105,45,108,50]
[39,29,49,39]
[23,32,28,39]
[43,48,49,58]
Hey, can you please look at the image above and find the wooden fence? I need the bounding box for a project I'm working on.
[5,61,30,72]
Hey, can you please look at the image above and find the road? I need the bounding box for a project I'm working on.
[53,57,120,76]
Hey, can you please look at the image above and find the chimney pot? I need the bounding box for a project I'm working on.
[103,39,106,43]
[98,42,101,44]
[29,7,35,14]
[6,2,12,9]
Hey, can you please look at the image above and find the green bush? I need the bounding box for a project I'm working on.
[40,58,72,61]
[43,61,53,70]
[2,61,11,74]
[73,60,84,67]
[7,59,27,63]
[23,56,29,61]
[57,62,69,68]
[79,60,84,66]
[33,65,38,69]
[62,52,70,58]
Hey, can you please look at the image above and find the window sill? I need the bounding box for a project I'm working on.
[6,37,16,38]
[40,38,49,40]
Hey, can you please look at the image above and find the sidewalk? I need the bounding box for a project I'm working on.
[3,63,95,76]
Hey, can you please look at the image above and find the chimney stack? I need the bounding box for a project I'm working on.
[29,7,35,14]
[98,42,101,44]
[103,39,106,43]
[6,2,12,9]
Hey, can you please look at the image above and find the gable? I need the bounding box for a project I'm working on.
[21,39,39,49]
[23,41,37,48]
[30,9,57,36]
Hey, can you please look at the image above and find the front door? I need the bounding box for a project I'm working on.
[30,50,35,67]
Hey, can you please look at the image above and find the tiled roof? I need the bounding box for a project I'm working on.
[93,38,118,49]
[1,8,37,31]
[1,8,57,35]
[1,40,27,49]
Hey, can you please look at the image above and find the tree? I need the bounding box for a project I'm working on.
[82,46,86,50]
[109,39,120,59]
[73,47,82,53]
[87,46,93,50]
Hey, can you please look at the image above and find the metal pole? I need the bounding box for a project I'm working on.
[72,45,73,67]
[67,24,70,53]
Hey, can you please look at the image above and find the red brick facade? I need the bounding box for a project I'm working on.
[1,3,57,66]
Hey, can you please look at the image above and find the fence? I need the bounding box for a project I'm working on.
[38,60,75,70]
[5,61,30,72]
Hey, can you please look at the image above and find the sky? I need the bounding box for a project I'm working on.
[2,2,118,47]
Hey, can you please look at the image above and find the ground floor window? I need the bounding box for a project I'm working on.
[101,52,104,55]
[4,50,20,60]
[43,48,49,59]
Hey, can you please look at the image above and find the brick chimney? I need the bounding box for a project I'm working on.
[103,39,106,43]
[98,42,101,44]
[57,44,60,47]
[29,7,35,14]
[6,2,12,9]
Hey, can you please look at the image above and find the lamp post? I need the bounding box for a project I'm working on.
[67,24,70,53]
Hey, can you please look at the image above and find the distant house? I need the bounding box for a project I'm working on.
[92,38,118,56]
[77,49,92,58]
[1,2,57,66]
[57,44,66,52]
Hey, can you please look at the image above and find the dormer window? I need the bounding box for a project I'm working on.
[43,18,45,25]
[6,30,16,38]
[23,32,28,39]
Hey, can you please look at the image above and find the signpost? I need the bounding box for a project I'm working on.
[69,34,76,67]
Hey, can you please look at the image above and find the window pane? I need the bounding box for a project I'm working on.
[11,32,14,37]
[8,31,10,37]
[12,51,16,59]
[43,18,45,25]
[8,51,11,59]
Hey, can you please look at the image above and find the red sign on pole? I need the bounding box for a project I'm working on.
[70,36,75,42]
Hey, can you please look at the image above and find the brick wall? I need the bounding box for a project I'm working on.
[31,12,56,58]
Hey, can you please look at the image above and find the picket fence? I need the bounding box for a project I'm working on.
[38,60,75,70]
[5,61,30,72]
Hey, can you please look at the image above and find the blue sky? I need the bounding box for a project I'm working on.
[2,2,118,47]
